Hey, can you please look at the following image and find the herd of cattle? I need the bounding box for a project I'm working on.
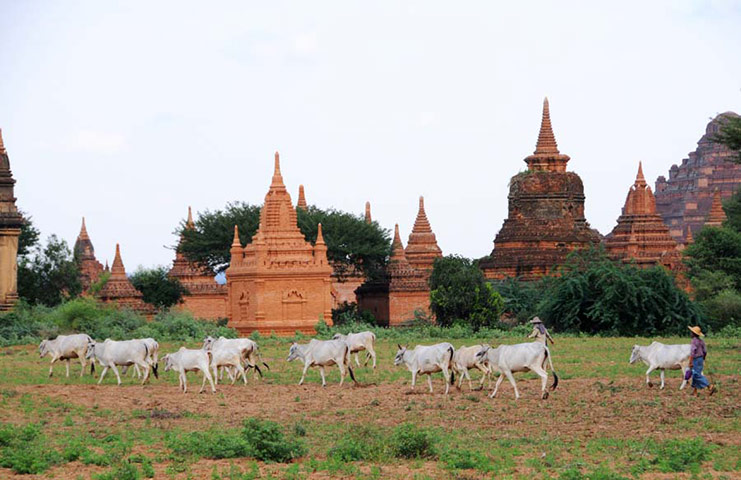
[36,332,696,398]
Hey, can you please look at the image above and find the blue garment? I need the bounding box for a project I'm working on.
[691,355,710,389]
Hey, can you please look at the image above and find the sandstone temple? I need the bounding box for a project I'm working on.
[480,98,601,280]
[168,207,227,319]
[655,112,741,241]
[97,244,154,314]
[0,129,22,311]
[74,218,104,292]
[356,197,442,326]
[604,162,682,270]
[226,153,333,335]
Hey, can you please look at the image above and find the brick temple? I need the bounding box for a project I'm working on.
[97,244,153,314]
[0,129,23,311]
[655,112,741,241]
[704,189,727,228]
[74,218,104,292]
[226,152,333,335]
[604,162,682,270]
[168,207,227,320]
[356,197,442,326]
[480,98,601,280]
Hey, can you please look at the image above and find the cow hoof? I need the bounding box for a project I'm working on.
[647,382,654,388]
[542,391,549,400]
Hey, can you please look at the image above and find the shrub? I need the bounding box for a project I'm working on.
[389,423,437,459]
[441,448,492,471]
[327,426,386,462]
[702,289,741,331]
[332,302,377,326]
[650,437,711,473]
[242,418,306,463]
[167,429,249,459]
[0,423,62,474]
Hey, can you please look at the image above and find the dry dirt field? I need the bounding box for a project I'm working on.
[1,336,740,479]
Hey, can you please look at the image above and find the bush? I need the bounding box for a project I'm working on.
[702,289,741,331]
[331,302,377,326]
[389,423,437,459]
[167,429,249,459]
[441,448,492,471]
[327,426,386,462]
[0,423,62,474]
[242,418,306,463]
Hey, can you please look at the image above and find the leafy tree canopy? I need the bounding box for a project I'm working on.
[17,210,40,256]
[430,255,504,331]
[130,266,188,310]
[714,113,741,163]
[178,202,391,279]
[18,235,81,307]
[538,247,703,335]
[684,226,741,298]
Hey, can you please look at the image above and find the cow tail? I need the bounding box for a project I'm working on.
[150,343,159,379]
[257,346,270,371]
[544,347,558,391]
[448,346,455,385]
[345,345,358,384]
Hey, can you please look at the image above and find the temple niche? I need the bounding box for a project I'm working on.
[226,152,333,336]
[655,112,741,242]
[356,197,442,326]
[604,163,682,271]
[74,218,104,292]
[97,244,154,314]
[0,129,23,311]
[480,98,601,280]
[168,207,227,320]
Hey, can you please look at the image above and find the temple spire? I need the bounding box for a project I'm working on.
[534,97,559,155]
[315,223,325,245]
[0,129,6,155]
[411,196,432,233]
[186,206,195,229]
[231,225,241,247]
[365,202,372,224]
[270,151,285,188]
[110,243,126,279]
[79,217,90,240]
[706,189,727,227]
[297,185,308,210]
[390,224,408,263]
[635,161,646,187]
[684,225,694,244]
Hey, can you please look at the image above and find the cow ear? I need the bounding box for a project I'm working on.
[397,344,402,350]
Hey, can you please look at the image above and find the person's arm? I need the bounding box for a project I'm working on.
[546,331,555,345]
[527,329,537,339]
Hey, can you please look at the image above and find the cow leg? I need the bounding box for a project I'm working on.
[320,367,327,387]
[533,365,549,399]
[98,366,109,384]
[411,370,417,390]
[181,372,188,393]
[111,365,122,385]
[299,362,310,386]
[237,363,247,385]
[680,366,688,390]
[48,354,59,377]
[645,366,656,387]
[477,365,489,390]
[355,353,361,367]
[79,356,86,377]
[338,363,346,387]
[212,365,219,385]
[660,369,666,390]
[368,346,377,369]
[140,361,150,384]
[503,371,520,399]
[427,374,434,393]
[65,359,71,378]
[489,373,504,398]
[442,367,451,395]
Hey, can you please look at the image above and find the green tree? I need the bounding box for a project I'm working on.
[714,113,741,162]
[17,235,82,306]
[178,202,391,278]
[129,266,188,310]
[429,255,504,330]
[17,210,40,256]
[539,248,702,335]
[720,189,741,233]
[684,226,741,297]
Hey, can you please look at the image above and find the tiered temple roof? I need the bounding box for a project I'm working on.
[405,196,442,274]
[655,112,741,240]
[604,163,682,270]
[480,98,601,280]
[226,152,333,335]
[97,244,153,313]
[705,189,727,227]
[74,217,104,292]
[0,129,23,311]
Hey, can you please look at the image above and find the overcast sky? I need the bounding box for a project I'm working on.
[2,1,741,271]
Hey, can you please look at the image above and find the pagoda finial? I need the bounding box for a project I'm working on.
[316,223,325,245]
[297,184,308,210]
[706,189,727,226]
[0,128,6,155]
[270,151,285,188]
[186,206,195,229]
[365,201,372,224]
[411,195,432,234]
[534,97,559,155]
[79,217,89,239]
[104,260,109,272]
[685,225,694,244]
[231,225,241,247]
[110,243,126,278]
[635,162,646,186]
[390,224,407,262]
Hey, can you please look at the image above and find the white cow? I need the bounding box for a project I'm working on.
[452,344,491,391]
[286,339,357,387]
[210,347,248,385]
[629,342,691,390]
[39,334,93,377]
[202,336,269,378]
[394,343,455,395]
[333,331,377,368]
[162,347,216,394]
[122,338,160,379]
[85,339,152,385]
[475,342,558,400]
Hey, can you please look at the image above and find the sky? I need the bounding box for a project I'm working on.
[2,1,741,271]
